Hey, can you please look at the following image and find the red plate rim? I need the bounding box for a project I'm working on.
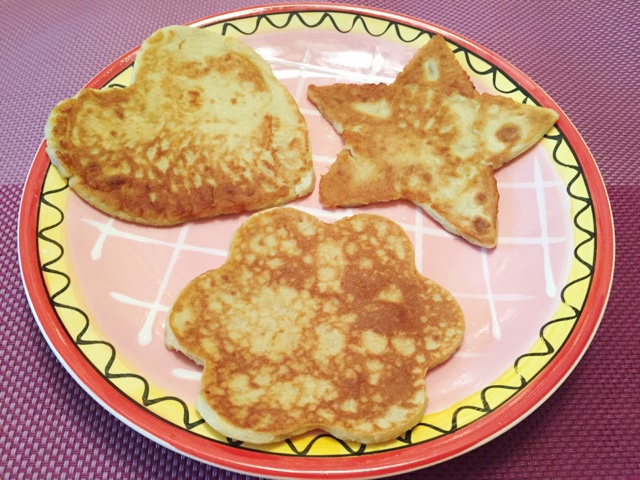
[18,3,615,478]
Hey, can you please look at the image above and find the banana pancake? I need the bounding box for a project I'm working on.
[45,26,314,226]
[167,207,465,444]
[307,35,558,248]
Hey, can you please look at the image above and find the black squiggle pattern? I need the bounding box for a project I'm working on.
[36,9,597,457]
[547,133,596,303]
[410,379,527,440]
[514,313,580,373]
[285,435,367,456]
[37,166,205,431]
[459,49,520,95]
[221,11,428,43]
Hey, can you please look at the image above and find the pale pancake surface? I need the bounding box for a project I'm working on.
[45,26,314,226]
[308,35,559,248]
[167,207,465,444]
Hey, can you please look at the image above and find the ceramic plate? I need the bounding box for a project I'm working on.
[18,4,614,479]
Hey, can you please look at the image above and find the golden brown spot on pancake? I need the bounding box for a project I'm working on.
[475,192,487,204]
[100,173,124,189]
[473,216,490,235]
[181,89,203,108]
[496,123,520,143]
[197,53,269,93]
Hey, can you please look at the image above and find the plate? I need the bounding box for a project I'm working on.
[18,4,614,479]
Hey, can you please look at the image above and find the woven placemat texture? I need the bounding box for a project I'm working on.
[2,0,638,478]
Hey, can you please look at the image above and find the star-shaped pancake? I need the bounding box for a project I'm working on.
[308,35,558,248]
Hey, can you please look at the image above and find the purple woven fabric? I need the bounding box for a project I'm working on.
[2,0,639,478]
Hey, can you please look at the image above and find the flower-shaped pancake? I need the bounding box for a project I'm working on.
[167,207,464,444]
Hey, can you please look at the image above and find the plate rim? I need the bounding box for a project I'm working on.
[18,3,615,478]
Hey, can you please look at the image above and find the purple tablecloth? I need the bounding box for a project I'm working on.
[2,1,638,478]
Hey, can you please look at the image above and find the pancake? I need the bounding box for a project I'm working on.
[166,207,465,444]
[307,35,559,248]
[45,25,314,226]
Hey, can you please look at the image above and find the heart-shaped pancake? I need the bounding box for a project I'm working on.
[45,26,314,225]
